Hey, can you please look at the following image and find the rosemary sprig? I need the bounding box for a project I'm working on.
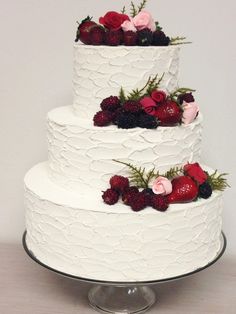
[113,160,159,189]
[121,6,126,14]
[146,73,165,95]
[170,37,192,46]
[170,87,196,102]
[119,87,126,103]
[130,1,138,17]
[164,167,183,180]
[137,0,148,13]
[206,171,229,192]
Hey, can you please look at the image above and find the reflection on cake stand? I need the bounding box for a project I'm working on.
[22,231,226,314]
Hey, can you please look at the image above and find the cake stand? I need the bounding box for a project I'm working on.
[22,231,226,314]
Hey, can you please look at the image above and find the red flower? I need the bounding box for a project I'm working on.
[184,163,208,185]
[151,90,167,104]
[99,11,130,30]
[140,97,157,116]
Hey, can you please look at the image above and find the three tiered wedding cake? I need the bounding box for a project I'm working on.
[24,4,227,282]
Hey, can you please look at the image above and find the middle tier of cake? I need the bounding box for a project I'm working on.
[47,106,203,193]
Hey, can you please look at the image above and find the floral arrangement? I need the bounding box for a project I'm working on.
[102,161,229,212]
[75,1,189,46]
[93,75,199,129]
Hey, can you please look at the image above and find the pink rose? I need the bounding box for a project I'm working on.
[121,20,137,32]
[182,101,199,125]
[152,176,173,195]
[133,10,156,32]
[140,97,157,116]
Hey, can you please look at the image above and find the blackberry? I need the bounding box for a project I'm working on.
[137,28,153,46]
[138,113,159,129]
[117,113,138,129]
[152,30,170,46]
[199,182,213,199]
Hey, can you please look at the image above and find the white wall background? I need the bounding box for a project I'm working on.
[0,0,235,254]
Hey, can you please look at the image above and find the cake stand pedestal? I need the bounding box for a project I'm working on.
[22,231,226,314]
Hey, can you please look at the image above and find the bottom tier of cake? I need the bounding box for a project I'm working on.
[24,162,223,282]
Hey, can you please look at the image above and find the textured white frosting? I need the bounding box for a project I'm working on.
[73,44,180,119]
[47,106,203,192]
[25,162,223,282]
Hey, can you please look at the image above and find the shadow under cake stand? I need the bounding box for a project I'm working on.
[22,231,226,314]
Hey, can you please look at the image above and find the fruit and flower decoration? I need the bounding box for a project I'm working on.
[75,1,190,46]
[93,74,199,129]
[102,161,229,212]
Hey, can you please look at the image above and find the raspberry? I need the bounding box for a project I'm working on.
[124,31,138,46]
[90,26,105,45]
[123,101,142,114]
[151,195,169,212]
[105,29,123,46]
[93,111,113,127]
[130,192,147,212]
[110,175,129,193]
[102,189,119,205]
[122,187,139,205]
[100,96,121,112]
[141,188,155,206]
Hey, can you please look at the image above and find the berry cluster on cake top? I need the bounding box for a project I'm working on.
[75,1,189,46]
[102,161,229,212]
[93,75,199,129]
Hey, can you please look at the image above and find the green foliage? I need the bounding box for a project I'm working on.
[113,160,159,189]
[119,87,126,103]
[122,74,164,101]
[170,37,192,46]
[164,167,183,180]
[121,6,126,14]
[207,171,229,192]
[129,0,148,17]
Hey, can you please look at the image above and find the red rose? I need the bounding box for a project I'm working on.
[140,96,157,116]
[99,11,130,30]
[184,163,208,185]
[151,90,167,104]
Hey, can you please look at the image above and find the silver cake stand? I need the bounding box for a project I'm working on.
[22,231,226,314]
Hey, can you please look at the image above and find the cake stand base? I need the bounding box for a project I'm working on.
[88,285,156,314]
[22,231,226,314]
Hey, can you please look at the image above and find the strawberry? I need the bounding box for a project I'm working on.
[90,26,105,45]
[75,16,97,44]
[155,100,182,126]
[167,176,198,204]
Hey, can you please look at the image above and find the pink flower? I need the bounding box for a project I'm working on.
[182,101,199,125]
[133,10,156,32]
[140,97,157,116]
[121,20,137,32]
[151,90,167,104]
[152,176,173,196]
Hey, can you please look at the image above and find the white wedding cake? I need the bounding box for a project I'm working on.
[24,7,226,283]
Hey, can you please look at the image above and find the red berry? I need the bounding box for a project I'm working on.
[155,100,182,126]
[100,96,121,112]
[124,31,138,46]
[122,187,139,205]
[110,175,129,193]
[102,189,119,205]
[105,30,123,46]
[140,189,154,207]
[167,176,198,204]
[90,26,105,45]
[123,101,142,114]
[93,111,113,127]
[151,195,169,212]
[76,17,97,44]
[130,192,147,212]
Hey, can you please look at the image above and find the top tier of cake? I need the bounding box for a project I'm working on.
[73,44,180,119]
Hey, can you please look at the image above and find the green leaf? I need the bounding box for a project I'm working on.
[119,87,127,103]
[137,0,148,13]
[207,171,230,192]
[121,6,126,14]
[130,1,138,17]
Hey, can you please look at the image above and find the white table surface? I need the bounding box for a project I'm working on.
[0,241,235,314]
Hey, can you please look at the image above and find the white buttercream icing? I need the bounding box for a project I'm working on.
[47,106,202,192]
[25,162,223,282]
[73,44,180,119]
